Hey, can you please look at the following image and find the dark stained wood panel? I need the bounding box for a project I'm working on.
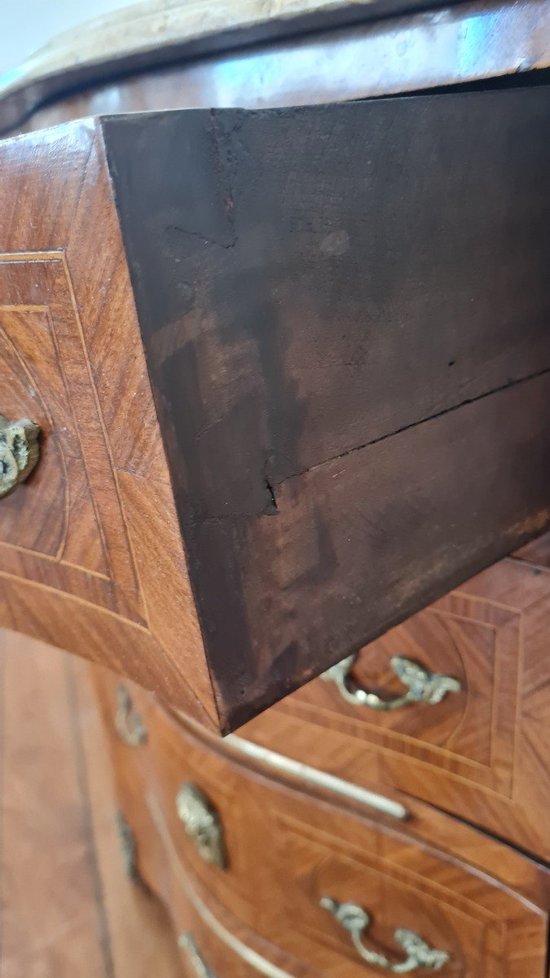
[103,87,550,728]
[244,538,550,860]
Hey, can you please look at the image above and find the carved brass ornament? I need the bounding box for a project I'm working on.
[0,415,40,498]
[115,685,147,746]
[115,811,138,881]
[321,652,461,711]
[321,898,450,973]
[176,783,226,868]
[178,934,217,978]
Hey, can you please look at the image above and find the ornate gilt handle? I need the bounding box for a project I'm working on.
[176,783,226,868]
[321,653,461,711]
[0,415,40,498]
[321,898,450,973]
[178,934,217,978]
[115,685,147,746]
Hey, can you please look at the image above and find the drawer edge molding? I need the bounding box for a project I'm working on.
[226,733,409,820]
[178,934,217,978]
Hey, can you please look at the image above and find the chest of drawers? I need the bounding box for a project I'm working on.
[3,2,550,975]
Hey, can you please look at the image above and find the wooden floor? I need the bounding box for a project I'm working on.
[0,629,183,978]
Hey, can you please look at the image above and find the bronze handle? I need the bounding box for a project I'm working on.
[178,934,217,978]
[0,415,40,498]
[321,653,461,711]
[321,897,450,973]
[176,783,226,869]
[115,685,147,746]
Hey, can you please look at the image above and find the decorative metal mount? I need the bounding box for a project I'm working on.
[115,685,147,746]
[0,415,40,498]
[176,783,226,868]
[321,652,461,711]
[321,897,450,973]
[178,934,217,978]
[115,810,138,881]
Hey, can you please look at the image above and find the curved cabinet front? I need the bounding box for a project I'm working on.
[93,668,550,978]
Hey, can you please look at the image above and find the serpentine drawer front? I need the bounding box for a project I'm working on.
[3,86,550,733]
[94,668,550,978]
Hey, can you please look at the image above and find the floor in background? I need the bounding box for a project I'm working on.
[0,629,183,978]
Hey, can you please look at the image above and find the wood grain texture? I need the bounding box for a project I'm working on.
[0,0,513,135]
[242,537,550,860]
[104,89,550,729]
[92,667,550,978]
[17,0,550,144]
[0,123,216,730]
[0,629,182,978]
[6,91,550,733]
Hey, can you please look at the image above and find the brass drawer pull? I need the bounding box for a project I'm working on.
[0,415,40,498]
[115,685,147,746]
[176,783,226,868]
[321,653,461,711]
[321,898,450,973]
[178,934,217,978]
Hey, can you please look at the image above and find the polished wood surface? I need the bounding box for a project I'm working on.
[0,122,217,729]
[0,0,534,135]
[5,97,550,731]
[6,1,550,140]
[93,667,550,978]
[4,7,550,974]
[105,89,550,728]
[0,630,182,978]
[244,539,550,859]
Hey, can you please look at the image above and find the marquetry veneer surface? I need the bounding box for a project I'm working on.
[244,542,550,859]
[92,668,550,978]
[3,87,550,733]
[0,123,216,728]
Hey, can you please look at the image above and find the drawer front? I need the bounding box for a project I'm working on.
[5,88,550,736]
[177,923,256,978]
[246,551,550,859]
[95,670,314,978]
[0,257,141,611]
[282,587,513,791]
[96,674,549,978]
[0,121,218,731]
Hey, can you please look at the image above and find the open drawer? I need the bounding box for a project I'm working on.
[2,86,550,732]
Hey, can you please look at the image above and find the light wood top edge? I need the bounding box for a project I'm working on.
[0,0,469,130]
